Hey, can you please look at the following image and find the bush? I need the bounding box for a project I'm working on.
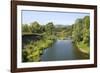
[22,37,55,62]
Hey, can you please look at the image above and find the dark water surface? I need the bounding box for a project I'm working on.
[41,40,85,61]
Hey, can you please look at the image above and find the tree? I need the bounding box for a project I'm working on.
[22,24,31,33]
[45,22,54,35]
[72,16,90,47]
[72,18,83,42]
[30,21,41,33]
[83,16,90,46]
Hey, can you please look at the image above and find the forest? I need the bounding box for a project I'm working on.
[22,16,90,62]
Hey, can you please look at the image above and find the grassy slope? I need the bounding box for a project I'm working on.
[77,42,90,54]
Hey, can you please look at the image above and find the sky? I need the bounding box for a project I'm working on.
[22,10,89,25]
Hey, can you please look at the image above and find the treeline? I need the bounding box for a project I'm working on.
[22,21,55,36]
[22,21,72,40]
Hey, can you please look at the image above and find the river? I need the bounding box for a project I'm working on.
[41,40,89,61]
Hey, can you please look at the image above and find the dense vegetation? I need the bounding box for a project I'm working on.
[72,16,90,54]
[22,16,90,62]
[22,22,56,62]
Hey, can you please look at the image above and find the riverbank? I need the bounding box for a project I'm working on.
[72,42,89,59]
[22,35,56,62]
[77,42,89,54]
[78,48,89,54]
[41,39,81,61]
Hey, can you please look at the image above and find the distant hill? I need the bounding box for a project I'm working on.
[54,24,71,28]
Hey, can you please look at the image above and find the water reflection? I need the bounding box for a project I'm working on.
[41,40,89,61]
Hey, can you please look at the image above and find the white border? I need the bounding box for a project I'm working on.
[17,5,94,68]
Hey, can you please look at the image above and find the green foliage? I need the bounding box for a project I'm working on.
[72,16,90,53]
[45,22,55,35]
[22,36,55,62]
[22,24,31,33]
[72,18,83,42]
[30,21,41,33]
[83,16,90,46]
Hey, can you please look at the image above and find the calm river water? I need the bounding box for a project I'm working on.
[41,40,89,61]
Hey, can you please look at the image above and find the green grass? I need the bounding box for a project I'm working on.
[77,42,90,54]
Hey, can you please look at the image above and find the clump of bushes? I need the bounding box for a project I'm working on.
[22,36,55,62]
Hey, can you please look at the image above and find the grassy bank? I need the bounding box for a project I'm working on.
[77,42,90,54]
[72,41,90,59]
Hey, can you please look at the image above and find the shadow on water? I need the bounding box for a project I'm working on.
[73,43,90,60]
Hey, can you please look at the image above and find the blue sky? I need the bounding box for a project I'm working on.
[22,10,89,25]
